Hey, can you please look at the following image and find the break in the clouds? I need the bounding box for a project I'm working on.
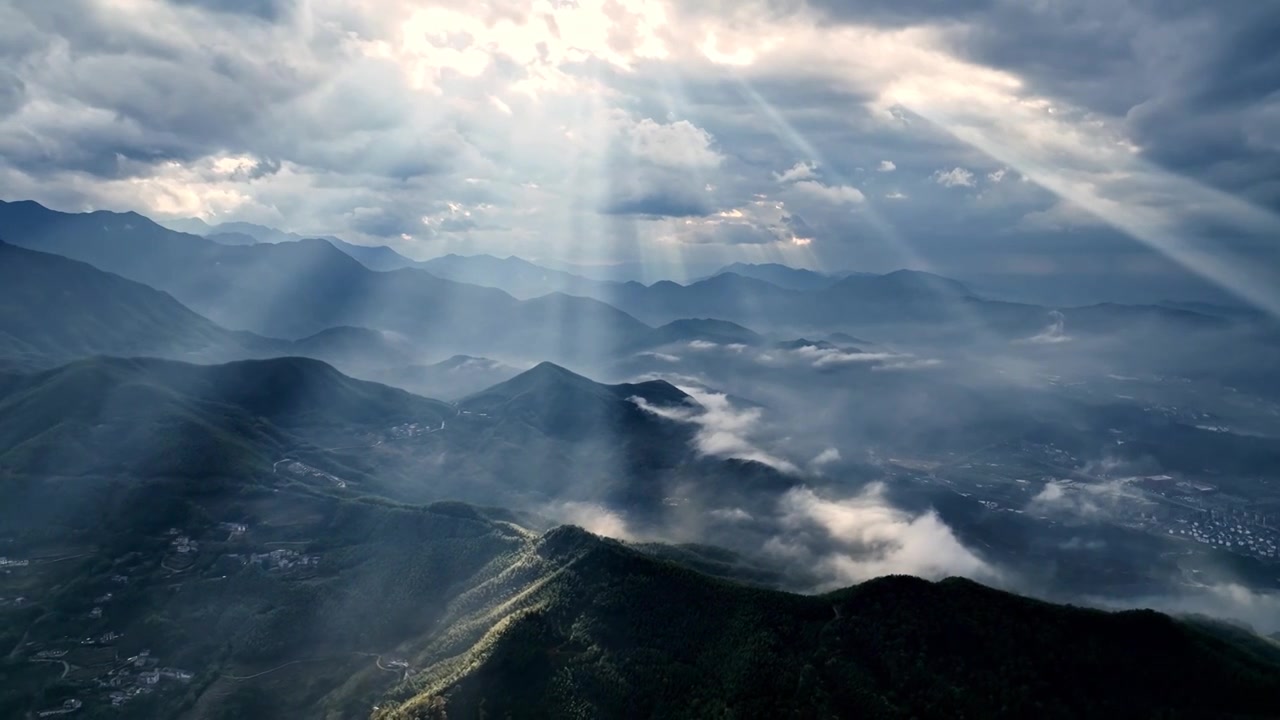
[2,0,1278,309]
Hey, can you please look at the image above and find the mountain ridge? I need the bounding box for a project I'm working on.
[0,201,657,362]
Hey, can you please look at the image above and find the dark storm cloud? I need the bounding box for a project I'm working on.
[0,72,25,118]
[1121,10,1280,207]
[799,0,996,27]
[782,213,816,239]
[1,0,1275,292]
[601,189,714,218]
[799,0,1280,210]
[166,0,295,22]
[0,0,319,179]
[963,2,1280,208]
[345,206,423,239]
[0,0,457,184]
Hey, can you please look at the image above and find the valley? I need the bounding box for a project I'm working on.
[1,201,1279,717]
[5,3,1280,715]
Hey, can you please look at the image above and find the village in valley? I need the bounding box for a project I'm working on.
[2,518,332,715]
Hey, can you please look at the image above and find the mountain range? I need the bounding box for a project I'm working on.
[1,353,1278,719]
[0,201,652,360]
[0,241,277,370]
[6,197,1280,718]
[694,261,874,291]
[3,201,1244,353]
[0,355,451,481]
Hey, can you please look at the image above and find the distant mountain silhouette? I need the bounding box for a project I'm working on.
[826,331,875,347]
[626,318,765,351]
[418,253,611,299]
[775,338,840,351]
[0,241,279,369]
[460,361,692,441]
[0,355,450,477]
[163,216,423,271]
[290,325,420,368]
[0,201,656,361]
[205,231,259,246]
[371,355,522,400]
[2,201,1235,352]
[700,262,843,291]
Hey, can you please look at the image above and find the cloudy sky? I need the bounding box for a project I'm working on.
[2,0,1278,302]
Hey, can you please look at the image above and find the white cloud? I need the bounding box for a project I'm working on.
[877,160,896,172]
[631,387,799,474]
[636,351,681,362]
[885,191,908,200]
[1090,584,1280,635]
[987,168,1008,183]
[872,358,944,372]
[1018,310,1071,345]
[791,180,866,205]
[933,167,976,188]
[1027,479,1134,519]
[788,344,919,369]
[628,118,723,169]
[7,0,1277,312]
[771,484,998,589]
[811,447,842,467]
[658,198,812,246]
[547,501,634,541]
[709,507,753,523]
[774,161,818,183]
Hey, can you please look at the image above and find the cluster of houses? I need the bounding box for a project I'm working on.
[221,522,249,539]
[389,422,429,439]
[0,556,30,568]
[171,535,198,554]
[81,631,121,645]
[239,548,321,571]
[36,698,81,717]
[1171,519,1280,558]
[99,650,193,707]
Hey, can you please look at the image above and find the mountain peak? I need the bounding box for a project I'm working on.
[463,361,689,415]
[823,268,973,300]
[436,354,495,369]
[879,269,972,294]
[464,361,598,402]
[526,360,583,379]
[702,262,836,291]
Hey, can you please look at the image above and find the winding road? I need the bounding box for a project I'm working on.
[221,652,411,682]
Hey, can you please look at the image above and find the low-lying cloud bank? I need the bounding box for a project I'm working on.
[1088,583,1280,636]
[769,483,999,590]
[1020,310,1071,345]
[544,500,636,542]
[1028,478,1139,520]
[631,387,799,474]
[682,339,943,372]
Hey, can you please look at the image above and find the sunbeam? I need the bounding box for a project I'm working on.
[4,2,1280,716]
